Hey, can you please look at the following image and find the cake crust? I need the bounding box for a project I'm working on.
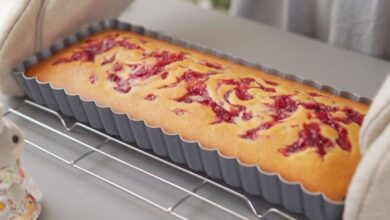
[26,29,368,201]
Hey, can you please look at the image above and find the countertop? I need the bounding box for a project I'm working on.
[1,0,390,219]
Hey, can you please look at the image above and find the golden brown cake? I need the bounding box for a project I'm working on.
[26,29,368,201]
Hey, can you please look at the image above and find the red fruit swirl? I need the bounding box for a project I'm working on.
[145,93,157,101]
[279,123,332,157]
[53,34,143,65]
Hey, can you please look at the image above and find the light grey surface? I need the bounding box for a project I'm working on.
[1,0,390,219]
[121,0,390,99]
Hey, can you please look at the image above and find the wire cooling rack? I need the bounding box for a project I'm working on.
[4,99,296,220]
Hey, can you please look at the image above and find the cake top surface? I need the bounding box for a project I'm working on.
[26,29,368,201]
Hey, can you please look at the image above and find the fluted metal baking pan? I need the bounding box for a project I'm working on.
[12,19,371,220]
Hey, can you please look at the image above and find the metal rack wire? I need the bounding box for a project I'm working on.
[4,99,295,220]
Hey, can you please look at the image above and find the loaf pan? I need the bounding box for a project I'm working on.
[12,19,371,220]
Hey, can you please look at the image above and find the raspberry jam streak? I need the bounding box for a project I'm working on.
[240,121,274,140]
[145,93,157,101]
[242,111,253,120]
[279,123,332,157]
[103,51,186,94]
[101,54,116,66]
[219,78,275,102]
[240,95,298,140]
[89,73,97,84]
[238,95,363,157]
[264,80,279,86]
[202,62,224,70]
[268,95,298,121]
[130,51,186,80]
[172,108,187,116]
[53,35,142,64]
[308,92,322,97]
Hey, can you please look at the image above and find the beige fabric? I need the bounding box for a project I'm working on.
[360,75,390,153]
[0,0,42,96]
[0,0,133,97]
[344,74,390,219]
[344,122,390,220]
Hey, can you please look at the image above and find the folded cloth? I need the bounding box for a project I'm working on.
[360,75,390,153]
[344,74,390,219]
[344,119,390,219]
[0,0,133,97]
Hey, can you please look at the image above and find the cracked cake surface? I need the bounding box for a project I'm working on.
[26,29,368,201]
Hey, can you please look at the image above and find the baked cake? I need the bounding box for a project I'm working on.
[25,30,368,201]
